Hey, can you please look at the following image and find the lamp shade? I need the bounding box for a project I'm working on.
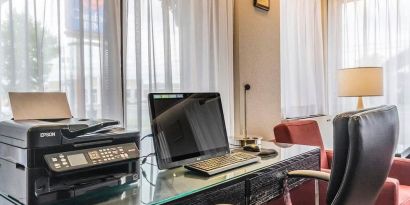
[338,67,383,97]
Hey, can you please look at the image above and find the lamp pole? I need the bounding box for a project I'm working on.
[244,84,251,139]
[357,96,364,110]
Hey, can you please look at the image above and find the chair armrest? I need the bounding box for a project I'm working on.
[376,177,400,205]
[288,170,330,181]
[321,168,331,173]
[326,150,333,168]
[389,157,410,186]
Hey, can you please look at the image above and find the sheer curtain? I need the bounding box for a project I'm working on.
[328,0,410,149]
[0,0,234,136]
[280,0,326,119]
[0,0,123,121]
[123,2,233,201]
[124,0,234,135]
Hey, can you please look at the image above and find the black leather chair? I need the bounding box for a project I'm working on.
[288,105,399,205]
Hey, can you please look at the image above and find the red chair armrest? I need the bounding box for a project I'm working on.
[389,157,410,186]
[375,177,400,205]
[325,150,333,168]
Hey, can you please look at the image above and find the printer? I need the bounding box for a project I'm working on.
[0,92,140,205]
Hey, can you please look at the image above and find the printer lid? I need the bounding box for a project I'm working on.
[9,92,72,120]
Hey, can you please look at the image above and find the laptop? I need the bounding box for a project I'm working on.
[148,92,260,176]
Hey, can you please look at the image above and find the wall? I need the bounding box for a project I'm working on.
[233,0,281,140]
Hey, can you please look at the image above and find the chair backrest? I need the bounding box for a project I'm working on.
[274,120,329,168]
[327,105,384,203]
[328,105,399,205]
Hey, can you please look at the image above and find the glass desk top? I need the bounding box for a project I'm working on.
[0,139,319,205]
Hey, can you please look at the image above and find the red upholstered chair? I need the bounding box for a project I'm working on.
[273,120,332,170]
[272,120,331,205]
[271,119,410,205]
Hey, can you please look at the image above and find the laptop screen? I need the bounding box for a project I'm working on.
[148,93,230,169]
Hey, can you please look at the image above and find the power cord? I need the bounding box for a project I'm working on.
[141,167,156,187]
[144,162,157,166]
[140,133,153,142]
[138,134,156,165]
[140,153,156,165]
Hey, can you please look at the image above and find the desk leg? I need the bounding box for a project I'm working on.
[314,179,319,205]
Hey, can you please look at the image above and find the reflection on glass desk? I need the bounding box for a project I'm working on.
[0,140,320,205]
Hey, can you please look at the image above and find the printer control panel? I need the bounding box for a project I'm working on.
[44,142,139,173]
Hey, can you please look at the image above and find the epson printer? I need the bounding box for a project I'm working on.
[0,92,140,205]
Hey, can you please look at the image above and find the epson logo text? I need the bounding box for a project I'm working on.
[40,132,56,138]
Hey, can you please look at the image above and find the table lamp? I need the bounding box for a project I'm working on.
[234,83,262,147]
[338,67,383,110]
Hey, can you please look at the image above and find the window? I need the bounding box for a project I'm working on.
[124,0,234,134]
[0,0,123,121]
[0,0,234,138]
[328,0,410,149]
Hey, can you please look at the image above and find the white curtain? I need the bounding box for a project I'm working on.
[328,0,410,149]
[0,0,234,138]
[123,2,233,201]
[280,0,326,119]
[0,0,123,122]
[124,0,234,135]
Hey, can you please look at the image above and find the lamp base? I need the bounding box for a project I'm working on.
[233,136,262,147]
[357,96,364,110]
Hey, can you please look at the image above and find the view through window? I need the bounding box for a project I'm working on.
[329,0,410,149]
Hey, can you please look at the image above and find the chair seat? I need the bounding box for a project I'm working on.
[400,185,410,205]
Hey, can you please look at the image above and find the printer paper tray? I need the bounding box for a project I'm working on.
[36,173,137,203]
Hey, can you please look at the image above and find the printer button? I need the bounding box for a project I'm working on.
[59,155,64,158]
[62,162,68,165]
[88,151,101,160]
[52,158,58,162]
[61,158,66,162]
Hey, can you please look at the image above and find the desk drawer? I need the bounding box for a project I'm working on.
[169,181,246,205]
[247,149,320,205]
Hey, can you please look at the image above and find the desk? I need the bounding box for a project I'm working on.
[1,141,320,205]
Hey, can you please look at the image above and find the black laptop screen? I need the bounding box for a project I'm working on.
[149,93,229,169]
